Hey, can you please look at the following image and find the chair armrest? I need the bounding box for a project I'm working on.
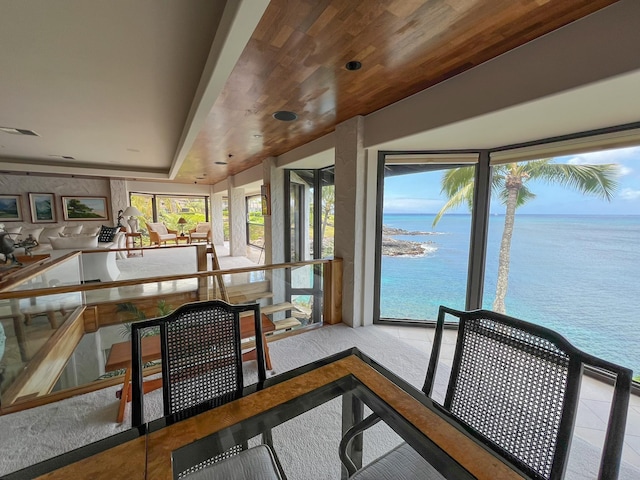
[167,228,178,235]
[149,231,160,244]
[339,412,383,477]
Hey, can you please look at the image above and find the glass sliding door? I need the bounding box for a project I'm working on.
[376,154,478,323]
[129,193,209,244]
[285,167,335,326]
[245,195,264,248]
[484,145,640,375]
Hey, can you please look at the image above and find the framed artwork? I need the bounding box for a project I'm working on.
[0,195,23,221]
[29,192,56,223]
[62,196,109,221]
[261,184,271,216]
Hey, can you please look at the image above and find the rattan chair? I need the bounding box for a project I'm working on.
[130,300,267,426]
[340,306,633,480]
[130,300,281,478]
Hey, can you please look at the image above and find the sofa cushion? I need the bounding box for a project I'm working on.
[98,225,119,242]
[18,227,44,243]
[195,223,210,233]
[50,235,99,250]
[4,226,22,235]
[63,225,83,235]
[39,226,65,245]
[148,222,168,235]
[83,226,102,236]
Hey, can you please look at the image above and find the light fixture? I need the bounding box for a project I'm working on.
[345,60,362,71]
[123,206,143,233]
[273,111,297,121]
[0,126,39,136]
[177,217,187,236]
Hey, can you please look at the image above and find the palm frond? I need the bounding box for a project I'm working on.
[498,184,536,207]
[524,162,618,200]
[433,181,474,226]
[439,166,476,197]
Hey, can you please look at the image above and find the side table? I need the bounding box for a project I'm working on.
[125,232,144,257]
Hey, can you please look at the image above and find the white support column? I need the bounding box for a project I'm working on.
[228,178,246,257]
[211,194,224,246]
[263,157,286,315]
[109,179,127,227]
[262,157,285,265]
[334,116,369,327]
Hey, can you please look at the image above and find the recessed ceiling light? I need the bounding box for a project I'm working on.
[215,161,227,165]
[253,134,263,138]
[48,154,75,160]
[127,148,140,153]
[345,60,362,71]
[0,126,39,136]
[273,111,298,122]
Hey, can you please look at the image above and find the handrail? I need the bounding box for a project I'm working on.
[0,258,331,300]
[0,250,80,291]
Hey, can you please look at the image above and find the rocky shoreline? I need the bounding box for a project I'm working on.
[381,225,436,257]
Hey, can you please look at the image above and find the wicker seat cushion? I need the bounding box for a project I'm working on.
[351,443,444,480]
[180,445,282,480]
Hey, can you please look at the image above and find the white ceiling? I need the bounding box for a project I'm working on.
[0,0,267,180]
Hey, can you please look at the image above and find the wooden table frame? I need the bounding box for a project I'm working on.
[104,314,275,423]
[124,232,143,257]
[8,348,527,480]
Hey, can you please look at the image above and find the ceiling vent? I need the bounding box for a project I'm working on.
[0,126,39,136]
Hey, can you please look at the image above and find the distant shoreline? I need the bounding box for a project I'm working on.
[382,225,437,257]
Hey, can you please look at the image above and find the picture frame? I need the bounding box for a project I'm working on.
[261,184,271,216]
[0,194,23,221]
[62,196,109,221]
[29,192,56,223]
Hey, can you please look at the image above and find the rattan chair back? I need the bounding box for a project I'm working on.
[130,300,266,427]
[424,306,632,480]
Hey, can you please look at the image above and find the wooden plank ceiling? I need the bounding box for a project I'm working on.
[175,0,617,185]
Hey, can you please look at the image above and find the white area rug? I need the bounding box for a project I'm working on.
[1,324,638,479]
[116,243,256,281]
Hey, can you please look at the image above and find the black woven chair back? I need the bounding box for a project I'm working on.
[131,300,266,427]
[424,306,632,480]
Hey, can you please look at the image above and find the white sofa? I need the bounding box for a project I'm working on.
[7,225,126,282]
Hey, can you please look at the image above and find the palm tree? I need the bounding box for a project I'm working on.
[433,159,618,313]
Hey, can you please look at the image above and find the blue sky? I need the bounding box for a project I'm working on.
[383,146,640,215]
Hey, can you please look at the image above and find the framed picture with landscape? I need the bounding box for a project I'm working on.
[0,194,23,221]
[29,192,56,223]
[62,196,109,221]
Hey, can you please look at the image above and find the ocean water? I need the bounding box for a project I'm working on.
[380,214,640,375]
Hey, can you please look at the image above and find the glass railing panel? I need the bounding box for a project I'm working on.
[3,253,83,292]
[290,263,314,289]
[1,258,335,412]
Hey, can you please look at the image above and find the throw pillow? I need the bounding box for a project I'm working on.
[82,226,102,236]
[39,226,65,245]
[49,235,99,250]
[98,225,119,243]
[63,225,83,235]
[18,227,44,243]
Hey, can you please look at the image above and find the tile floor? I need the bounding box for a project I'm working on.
[373,323,640,470]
